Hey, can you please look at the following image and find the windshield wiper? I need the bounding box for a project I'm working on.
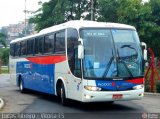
[117,48,133,77]
[120,45,138,61]
[102,50,114,78]
[121,44,131,48]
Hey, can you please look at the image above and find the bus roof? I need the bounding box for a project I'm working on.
[10,20,136,44]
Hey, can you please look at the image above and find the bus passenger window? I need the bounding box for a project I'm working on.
[67,28,81,78]
[15,42,21,56]
[44,34,54,54]
[35,38,39,54]
[21,41,27,56]
[27,39,34,55]
[35,37,44,55]
[55,31,65,53]
[10,44,15,56]
[39,37,44,54]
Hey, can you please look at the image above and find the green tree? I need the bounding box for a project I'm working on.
[29,0,59,31]
[147,0,160,57]
[0,33,6,48]
[0,33,9,65]
[97,0,119,22]
[29,0,98,31]
[30,0,74,31]
[0,48,9,65]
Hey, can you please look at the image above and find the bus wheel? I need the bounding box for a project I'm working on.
[107,101,114,104]
[19,79,25,93]
[60,84,68,106]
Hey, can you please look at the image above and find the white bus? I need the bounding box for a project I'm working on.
[10,20,145,105]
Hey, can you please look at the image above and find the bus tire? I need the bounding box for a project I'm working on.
[19,78,25,93]
[60,83,68,106]
[107,101,114,104]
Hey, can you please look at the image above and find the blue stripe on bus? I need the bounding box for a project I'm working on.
[95,80,137,91]
[16,61,55,94]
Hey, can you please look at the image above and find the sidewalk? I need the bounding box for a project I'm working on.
[0,98,4,110]
[144,92,160,96]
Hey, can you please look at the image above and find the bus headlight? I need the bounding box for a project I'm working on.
[84,86,102,91]
[133,85,144,90]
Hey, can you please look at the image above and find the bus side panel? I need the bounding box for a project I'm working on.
[54,61,68,96]
[16,61,55,95]
[54,60,83,101]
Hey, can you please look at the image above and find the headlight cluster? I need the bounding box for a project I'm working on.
[133,85,144,90]
[84,86,102,91]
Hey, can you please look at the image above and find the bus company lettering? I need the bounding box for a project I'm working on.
[24,64,31,69]
[97,82,112,87]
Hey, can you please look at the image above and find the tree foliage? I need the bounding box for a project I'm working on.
[0,33,6,48]
[0,33,8,65]
[29,0,160,57]
[148,0,160,57]
[0,48,9,65]
[29,0,98,31]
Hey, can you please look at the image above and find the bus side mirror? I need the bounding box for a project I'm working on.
[78,44,84,59]
[140,42,147,60]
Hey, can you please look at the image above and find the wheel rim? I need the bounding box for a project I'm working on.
[20,81,23,91]
[60,88,63,102]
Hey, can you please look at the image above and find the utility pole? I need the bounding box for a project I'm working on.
[24,0,27,36]
[0,60,1,74]
[91,0,93,21]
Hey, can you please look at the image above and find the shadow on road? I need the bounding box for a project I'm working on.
[12,88,141,113]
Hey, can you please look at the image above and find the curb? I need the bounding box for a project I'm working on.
[0,98,4,110]
[144,92,160,96]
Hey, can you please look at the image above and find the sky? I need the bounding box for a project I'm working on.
[0,0,49,28]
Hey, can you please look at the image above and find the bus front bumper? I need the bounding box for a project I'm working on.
[82,88,144,102]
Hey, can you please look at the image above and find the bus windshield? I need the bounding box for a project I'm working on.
[80,28,143,79]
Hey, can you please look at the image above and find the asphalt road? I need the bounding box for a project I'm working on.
[0,74,160,119]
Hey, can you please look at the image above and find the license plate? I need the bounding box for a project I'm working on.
[112,94,123,99]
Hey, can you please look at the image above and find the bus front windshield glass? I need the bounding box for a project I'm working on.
[80,28,143,79]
